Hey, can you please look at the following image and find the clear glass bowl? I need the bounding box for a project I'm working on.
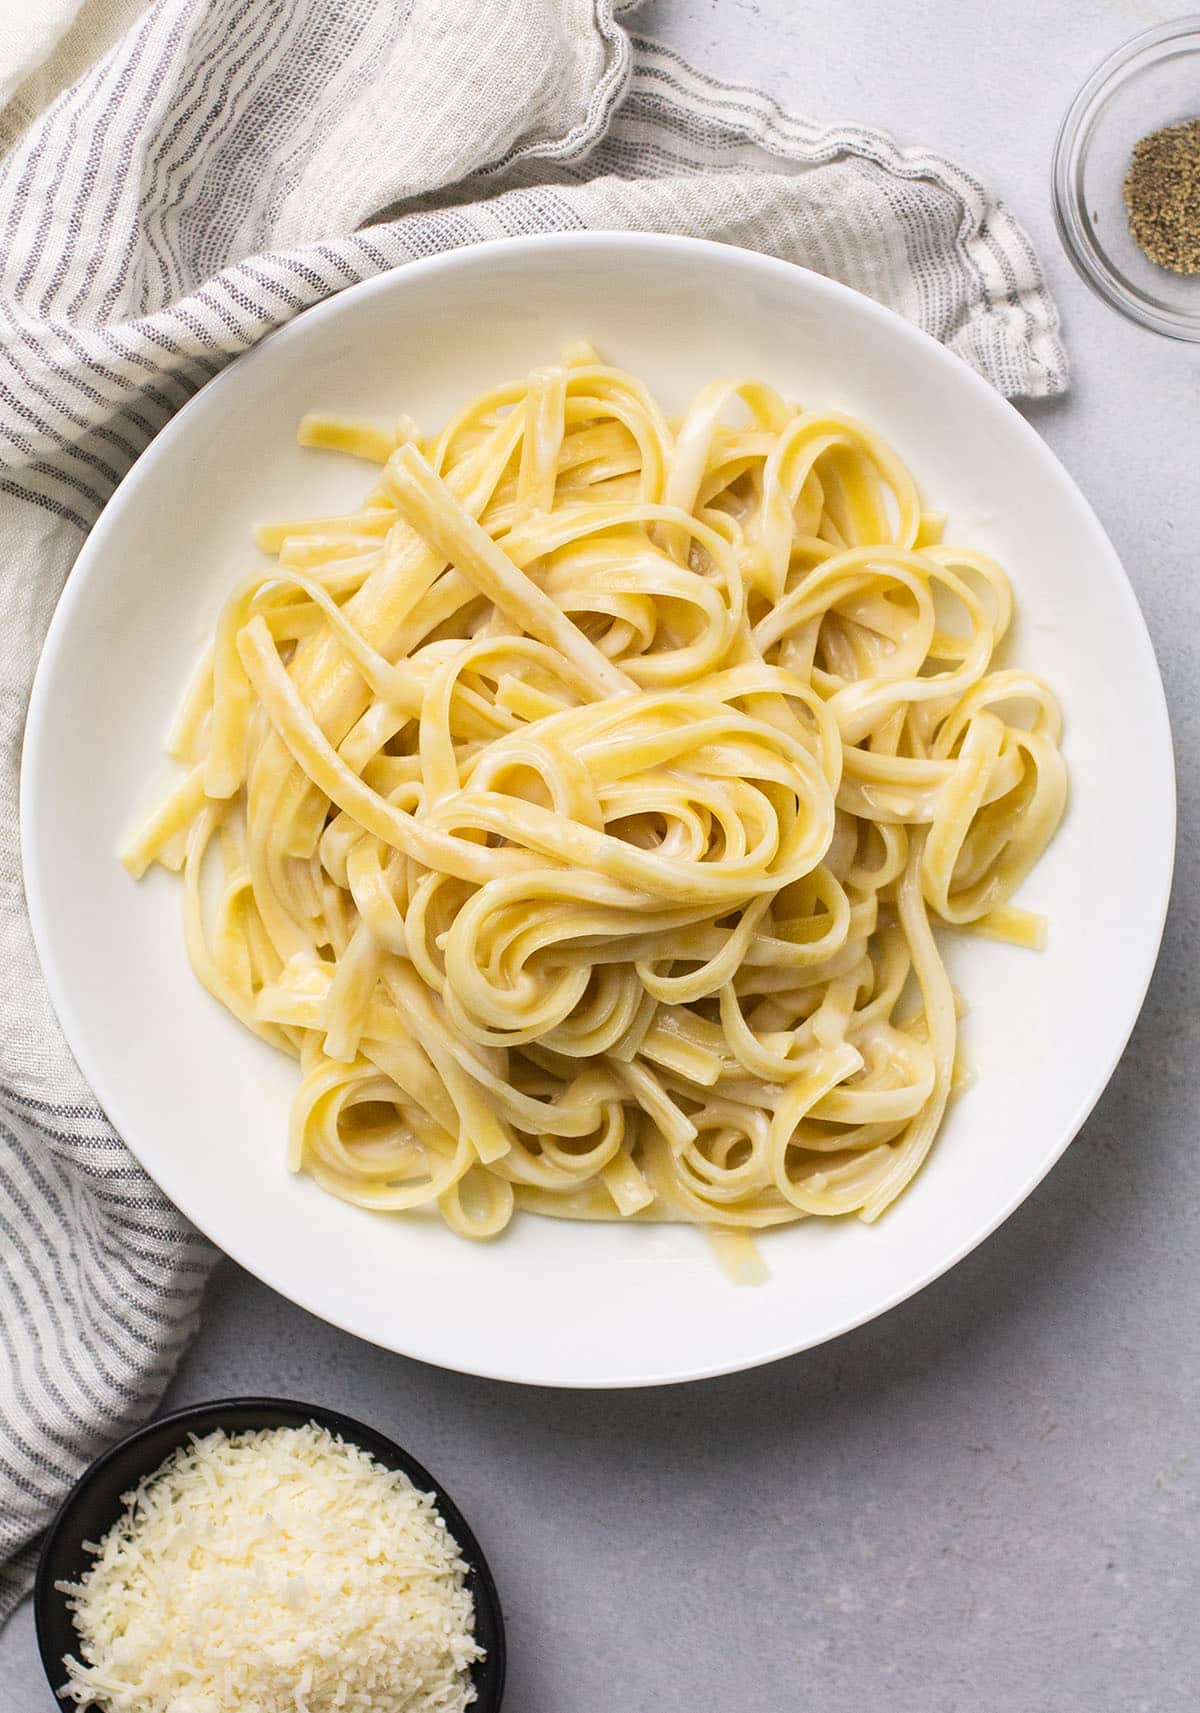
[1053,15,1200,339]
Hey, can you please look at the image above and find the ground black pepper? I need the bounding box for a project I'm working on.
[1123,116,1200,274]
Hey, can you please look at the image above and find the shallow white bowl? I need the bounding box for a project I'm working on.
[22,234,1174,1387]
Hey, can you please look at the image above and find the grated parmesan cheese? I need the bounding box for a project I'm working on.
[56,1423,483,1713]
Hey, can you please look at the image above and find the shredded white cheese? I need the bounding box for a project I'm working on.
[57,1423,483,1713]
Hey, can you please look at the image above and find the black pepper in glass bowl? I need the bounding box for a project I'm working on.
[1053,15,1200,339]
[1123,117,1200,275]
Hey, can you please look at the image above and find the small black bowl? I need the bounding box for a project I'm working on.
[35,1396,505,1711]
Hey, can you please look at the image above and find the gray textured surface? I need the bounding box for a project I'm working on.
[5,1,1197,1708]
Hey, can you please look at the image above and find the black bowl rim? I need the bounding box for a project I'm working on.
[34,1395,506,1711]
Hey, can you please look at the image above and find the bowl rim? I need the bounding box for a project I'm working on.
[1051,12,1200,340]
[19,229,1177,1388]
[33,1395,506,1711]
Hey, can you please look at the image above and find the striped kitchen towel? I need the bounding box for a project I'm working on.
[0,0,1067,1615]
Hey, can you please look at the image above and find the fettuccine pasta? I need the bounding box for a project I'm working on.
[124,346,1066,1270]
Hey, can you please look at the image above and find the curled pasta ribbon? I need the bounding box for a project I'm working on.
[125,349,1066,1267]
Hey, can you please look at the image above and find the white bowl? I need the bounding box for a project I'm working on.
[21,234,1174,1387]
